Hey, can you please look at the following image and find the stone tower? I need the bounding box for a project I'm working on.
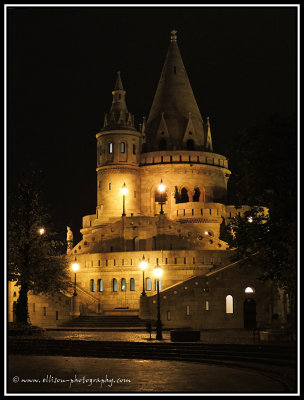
[96,72,142,222]
[140,30,231,225]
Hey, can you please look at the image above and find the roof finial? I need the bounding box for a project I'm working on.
[171,29,177,42]
[114,70,124,91]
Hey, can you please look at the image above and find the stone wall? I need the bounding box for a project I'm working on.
[141,262,278,330]
[8,281,72,328]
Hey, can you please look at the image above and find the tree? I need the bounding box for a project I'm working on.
[8,170,72,325]
[223,114,297,333]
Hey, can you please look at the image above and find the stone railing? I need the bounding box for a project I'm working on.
[140,151,229,169]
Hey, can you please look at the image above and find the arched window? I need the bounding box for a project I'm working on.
[97,279,103,292]
[245,287,255,293]
[187,139,194,150]
[90,279,96,292]
[120,142,126,153]
[130,278,135,291]
[226,295,234,314]
[133,236,139,251]
[146,277,152,291]
[193,187,200,202]
[121,278,126,291]
[113,278,118,292]
[133,144,136,154]
[155,279,161,291]
[174,187,181,204]
[159,138,167,150]
[181,187,189,203]
[109,142,113,154]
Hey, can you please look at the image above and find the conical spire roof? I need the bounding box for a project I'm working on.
[145,30,208,151]
[101,71,136,131]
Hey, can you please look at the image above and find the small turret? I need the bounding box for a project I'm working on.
[102,71,136,131]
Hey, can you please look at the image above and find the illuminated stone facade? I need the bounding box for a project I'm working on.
[8,31,287,329]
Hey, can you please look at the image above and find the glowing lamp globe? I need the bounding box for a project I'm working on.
[38,228,45,235]
[121,183,128,195]
[158,180,165,193]
[153,268,163,278]
[72,263,79,272]
[139,260,148,271]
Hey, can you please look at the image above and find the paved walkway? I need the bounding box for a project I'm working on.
[7,355,289,394]
[42,329,292,345]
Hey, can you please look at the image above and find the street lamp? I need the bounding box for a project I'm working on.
[71,263,79,296]
[121,182,127,217]
[158,179,166,215]
[38,227,45,235]
[139,255,148,296]
[153,267,163,340]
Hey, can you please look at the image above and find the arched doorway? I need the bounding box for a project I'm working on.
[186,139,194,150]
[159,138,167,150]
[243,298,256,329]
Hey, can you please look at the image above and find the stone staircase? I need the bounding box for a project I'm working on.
[60,315,147,329]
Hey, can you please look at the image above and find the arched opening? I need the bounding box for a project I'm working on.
[130,278,135,291]
[245,287,255,293]
[108,142,113,154]
[193,187,200,202]
[120,142,126,153]
[180,187,189,203]
[244,298,256,328]
[155,190,168,203]
[90,279,96,292]
[152,236,156,250]
[155,279,161,291]
[133,237,139,251]
[226,295,234,314]
[146,277,152,291]
[97,279,103,292]
[174,187,181,204]
[113,278,118,292]
[121,278,126,291]
[186,139,194,150]
[159,138,167,150]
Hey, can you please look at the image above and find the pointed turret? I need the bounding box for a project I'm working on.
[205,116,213,152]
[102,71,136,131]
[145,30,209,151]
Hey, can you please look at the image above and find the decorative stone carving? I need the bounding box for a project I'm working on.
[67,226,73,252]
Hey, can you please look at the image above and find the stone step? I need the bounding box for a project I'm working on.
[60,315,147,328]
[8,339,296,367]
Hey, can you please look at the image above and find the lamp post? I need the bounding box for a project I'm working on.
[71,263,79,296]
[121,182,127,217]
[153,267,163,340]
[139,255,148,296]
[158,179,166,215]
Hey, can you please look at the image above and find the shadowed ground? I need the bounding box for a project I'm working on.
[8,355,290,394]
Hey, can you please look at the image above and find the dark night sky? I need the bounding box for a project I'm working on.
[7,6,298,243]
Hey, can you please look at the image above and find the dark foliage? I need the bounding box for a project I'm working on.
[8,169,72,324]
